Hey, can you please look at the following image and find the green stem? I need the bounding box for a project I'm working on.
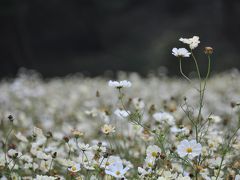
[67,142,71,159]
[179,59,192,84]
[48,158,54,173]
[191,50,202,82]
[197,56,211,143]
[5,122,14,165]
[215,154,225,180]
[179,59,199,92]
[216,127,240,180]
[118,89,131,116]
[191,51,202,129]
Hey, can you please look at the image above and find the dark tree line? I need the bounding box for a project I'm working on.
[0,0,240,77]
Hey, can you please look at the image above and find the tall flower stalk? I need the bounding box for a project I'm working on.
[173,36,213,179]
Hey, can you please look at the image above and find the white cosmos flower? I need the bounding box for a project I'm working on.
[7,149,22,158]
[21,154,33,163]
[40,160,52,172]
[15,132,28,142]
[68,163,81,173]
[208,157,225,168]
[235,175,240,180]
[108,80,132,88]
[208,115,222,123]
[114,109,129,119]
[170,126,188,134]
[176,174,191,180]
[36,151,51,160]
[34,175,56,180]
[153,112,175,126]
[99,155,122,168]
[138,167,151,177]
[157,171,178,180]
[105,161,130,179]
[144,156,156,169]
[179,36,200,49]
[172,48,191,58]
[56,158,75,167]
[132,98,145,109]
[177,139,202,159]
[146,145,161,158]
[79,143,91,151]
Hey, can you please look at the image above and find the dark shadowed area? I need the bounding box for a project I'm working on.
[1,0,240,77]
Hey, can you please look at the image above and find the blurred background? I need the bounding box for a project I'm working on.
[1,0,240,78]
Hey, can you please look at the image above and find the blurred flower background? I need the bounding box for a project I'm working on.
[1,0,240,77]
[0,1,240,179]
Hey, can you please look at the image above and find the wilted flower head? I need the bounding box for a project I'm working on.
[179,36,200,49]
[177,139,202,159]
[172,48,191,58]
[108,80,132,88]
[72,129,84,138]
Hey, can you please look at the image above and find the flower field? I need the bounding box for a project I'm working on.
[0,37,240,179]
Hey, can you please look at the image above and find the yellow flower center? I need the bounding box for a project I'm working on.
[105,162,110,166]
[147,163,153,167]
[116,171,120,175]
[186,147,193,153]
[72,166,77,171]
[152,152,157,157]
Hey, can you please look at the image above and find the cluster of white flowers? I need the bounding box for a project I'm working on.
[172,35,200,58]
[0,67,239,179]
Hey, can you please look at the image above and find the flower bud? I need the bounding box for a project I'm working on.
[52,152,57,158]
[160,153,166,159]
[97,142,102,147]
[103,152,109,158]
[46,132,53,138]
[63,136,69,143]
[204,47,213,55]
[96,90,100,97]
[8,115,14,122]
